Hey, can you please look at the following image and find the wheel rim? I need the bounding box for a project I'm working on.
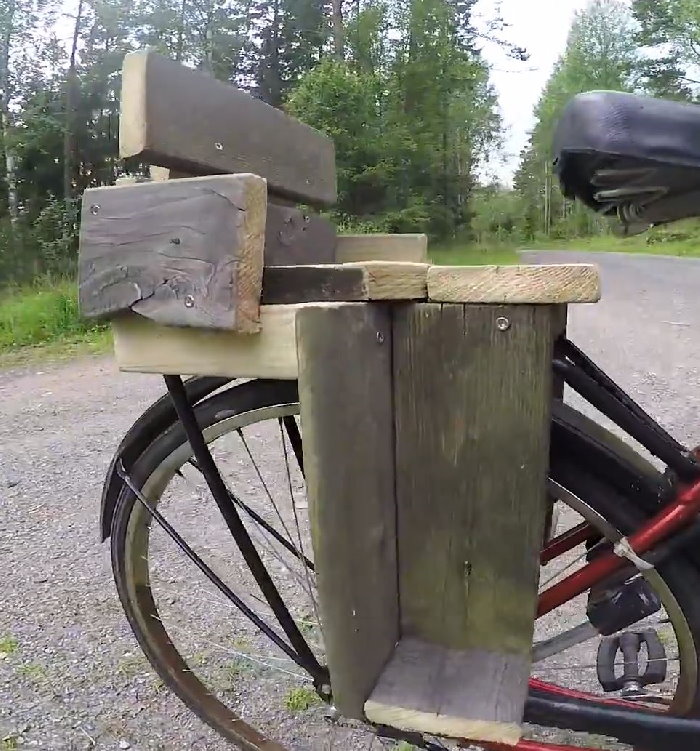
[117,399,698,750]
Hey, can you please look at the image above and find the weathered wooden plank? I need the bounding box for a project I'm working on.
[146,168,339,266]
[111,306,301,378]
[262,266,367,304]
[79,174,267,331]
[386,302,553,741]
[120,50,336,206]
[296,303,398,721]
[264,204,336,266]
[262,262,428,304]
[365,638,526,744]
[335,234,428,263]
[427,264,601,304]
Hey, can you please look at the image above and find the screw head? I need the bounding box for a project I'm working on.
[184,295,195,308]
[90,204,100,215]
[214,142,224,151]
[170,237,181,245]
[496,316,510,331]
[376,331,384,344]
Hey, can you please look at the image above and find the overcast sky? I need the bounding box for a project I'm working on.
[478,0,589,181]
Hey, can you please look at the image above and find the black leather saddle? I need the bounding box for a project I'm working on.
[554,91,700,232]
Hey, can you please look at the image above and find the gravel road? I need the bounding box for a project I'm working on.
[0,251,698,751]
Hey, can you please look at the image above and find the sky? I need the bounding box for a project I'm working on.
[477,0,590,182]
[55,0,588,183]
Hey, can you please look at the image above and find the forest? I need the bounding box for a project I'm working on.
[0,0,699,287]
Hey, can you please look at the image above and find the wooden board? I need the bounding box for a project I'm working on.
[120,51,336,206]
[79,174,266,331]
[365,638,526,744]
[427,264,601,304]
[262,262,428,304]
[111,307,301,379]
[336,234,428,263]
[387,302,553,741]
[147,168,339,266]
[264,203,336,266]
[296,303,398,720]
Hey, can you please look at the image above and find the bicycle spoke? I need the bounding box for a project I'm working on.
[237,427,297,549]
[279,419,321,630]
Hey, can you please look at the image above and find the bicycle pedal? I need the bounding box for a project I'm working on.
[587,575,662,636]
[597,628,667,693]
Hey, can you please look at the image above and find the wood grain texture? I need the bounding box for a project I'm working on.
[393,303,552,652]
[335,234,428,263]
[389,303,553,738]
[364,638,525,745]
[427,264,601,304]
[264,204,336,266]
[79,174,266,331]
[111,306,302,378]
[296,303,398,721]
[262,262,428,304]
[120,51,336,206]
[343,261,428,299]
[262,266,367,304]
[144,169,338,266]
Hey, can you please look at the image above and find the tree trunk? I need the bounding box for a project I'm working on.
[176,0,186,61]
[0,0,18,221]
[63,0,84,202]
[331,0,344,60]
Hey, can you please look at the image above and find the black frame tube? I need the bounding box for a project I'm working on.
[163,375,325,683]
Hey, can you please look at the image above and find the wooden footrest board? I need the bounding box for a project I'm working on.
[364,638,527,745]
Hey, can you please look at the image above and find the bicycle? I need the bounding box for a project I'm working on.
[100,90,700,750]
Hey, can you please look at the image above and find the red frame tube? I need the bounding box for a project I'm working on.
[540,522,596,564]
[471,477,700,751]
[538,477,700,617]
[484,742,601,751]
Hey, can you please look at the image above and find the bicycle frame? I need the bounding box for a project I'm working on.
[153,336,700,751]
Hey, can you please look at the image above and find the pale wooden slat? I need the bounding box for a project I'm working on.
[427,264,601,304]
[120,51,336,206]
[262,262,428,303]
[335,234,428,263]
[111,307,301,379]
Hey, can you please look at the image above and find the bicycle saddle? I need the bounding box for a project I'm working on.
[554,91,700,233]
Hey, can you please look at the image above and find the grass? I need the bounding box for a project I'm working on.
[283,686,322,712]
[430,240,519,266]
[520,234,700,257]
[0,280,110,368]
[0,635,18,656]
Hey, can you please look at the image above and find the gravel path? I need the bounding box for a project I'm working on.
[1,251,698,751]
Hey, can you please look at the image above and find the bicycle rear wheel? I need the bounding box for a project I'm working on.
[109,379,700,750]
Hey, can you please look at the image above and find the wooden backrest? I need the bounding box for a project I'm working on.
[119,51,337,206]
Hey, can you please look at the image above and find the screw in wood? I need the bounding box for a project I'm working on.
[496,316,510,331]
[214,142,224,150]
[184,295,195,308]
[376,331,384,344]
[90,204,100,215]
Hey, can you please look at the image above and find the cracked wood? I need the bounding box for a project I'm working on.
[78,174,267,332]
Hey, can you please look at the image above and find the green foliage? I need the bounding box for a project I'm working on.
[514,0,638,242]
[283,685,322,711]
[0,281,103,353]
[0,635,19,655]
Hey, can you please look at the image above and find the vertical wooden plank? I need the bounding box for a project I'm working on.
[393,303,552,655]
[296,303,398,720]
